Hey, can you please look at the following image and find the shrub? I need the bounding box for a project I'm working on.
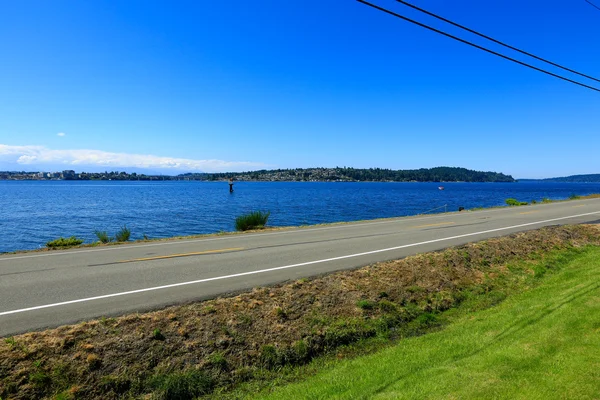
[505,198,528,206]
[115,225,131,242]
[356,299,376,310]
[324,319,377,348]
[207,352,228,370]
[273,307,287,320]
[378,299,399,313]
[235,211,270,231]
[46,236,84,249]
[152,329,165,341]
[569,194,581,200]
[260,345,279,369]
[28,371,51,388]
[94,230,112,243]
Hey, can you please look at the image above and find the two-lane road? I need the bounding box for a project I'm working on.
[2,198,600,337]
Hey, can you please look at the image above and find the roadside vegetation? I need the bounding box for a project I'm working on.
[94,230,112,244]
[45,236,84,249]
[235,211,270,231]
[505,198,528,206]
[114,225,131,242]
[2,224,599,399]
[258,244,600,400]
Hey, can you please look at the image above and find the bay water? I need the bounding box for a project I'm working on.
[2,180,600,253]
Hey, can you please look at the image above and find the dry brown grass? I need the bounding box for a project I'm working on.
[1,225,600,399]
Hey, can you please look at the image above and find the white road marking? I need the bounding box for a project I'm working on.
[1,211,599,317]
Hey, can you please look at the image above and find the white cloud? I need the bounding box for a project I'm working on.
[57,132,66,137]
[0,144,268,173]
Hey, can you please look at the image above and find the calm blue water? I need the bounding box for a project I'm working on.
[1,181,600,253]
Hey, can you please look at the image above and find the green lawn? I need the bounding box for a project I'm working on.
[257,247,600,400]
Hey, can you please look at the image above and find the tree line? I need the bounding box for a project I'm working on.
[182,167,515,183]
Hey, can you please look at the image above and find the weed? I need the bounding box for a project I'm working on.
[204,306,217,314]
[29,370,52,388]
[150,369,214,400]
[51,363,71,391]
[100,375,131,394]
[235,211,270,231]
[542,197,552,203]
[152,329,165,341]
[52,392,72,400]
[274,307,287,319]
[4,337,16,347]
[293,339,310,362]
[357,299,376,310]
[260,345,279,369]
[407,285,424,294]
[378,299,399,313]
[207,352,228,370]
[86,354,101,370]
[324,319,377,348]
[569,194,581,200]
[94,230,112,243]
[238,313,253,326]
[99,316,116,326]
[115,225,131,242]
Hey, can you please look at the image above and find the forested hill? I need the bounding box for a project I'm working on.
[181,167,515,182]
[533,174,600,183]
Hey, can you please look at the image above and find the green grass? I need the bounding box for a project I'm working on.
[235,211,270,231]
[256,246,600,400]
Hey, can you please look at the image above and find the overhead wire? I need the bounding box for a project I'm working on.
[585,0,600,11]
[394,0,600,84]
[356,0,600,92]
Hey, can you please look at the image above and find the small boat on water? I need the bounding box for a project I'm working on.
[438,186,444,190]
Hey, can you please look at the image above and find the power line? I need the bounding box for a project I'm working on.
[394,0,600,84]
[357,0,600,93]
[585,0,600,11]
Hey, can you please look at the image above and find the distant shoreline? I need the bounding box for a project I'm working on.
[0,166,515,183]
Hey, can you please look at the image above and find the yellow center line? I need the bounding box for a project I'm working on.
[118,247,244,263]
[572,205,586,208]
[519,211,540,215]
[410,222,455,229]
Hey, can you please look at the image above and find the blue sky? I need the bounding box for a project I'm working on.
[0,0,598,178]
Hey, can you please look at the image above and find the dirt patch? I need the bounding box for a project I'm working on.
[1,225,600,399]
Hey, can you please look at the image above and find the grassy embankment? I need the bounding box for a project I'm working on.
[1,224,600,399]
[258,239,600,399]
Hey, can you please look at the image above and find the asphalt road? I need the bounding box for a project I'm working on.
[2,198,600,337]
